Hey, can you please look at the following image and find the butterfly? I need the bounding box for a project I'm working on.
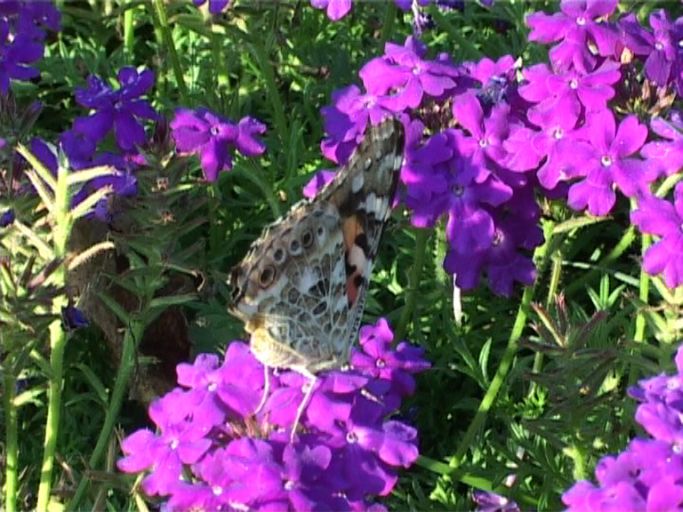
[228,118,404,436]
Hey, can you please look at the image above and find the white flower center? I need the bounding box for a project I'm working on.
[553,128,564,139]
[655,41,664,51]
[576,16,586,26]
[569,79,579,89]
[212,485,223,496]
[479,138,488,148]
[346,431,358,443]
[170,438,179,450]
[601,155,613,167]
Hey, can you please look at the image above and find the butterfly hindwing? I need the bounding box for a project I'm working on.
[228,118,404,374]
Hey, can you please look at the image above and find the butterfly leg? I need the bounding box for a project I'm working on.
[254,364,270,415]
[289,372,317,443]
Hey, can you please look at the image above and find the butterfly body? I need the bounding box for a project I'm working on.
[229,119,404,377]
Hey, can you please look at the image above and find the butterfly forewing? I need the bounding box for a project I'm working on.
[228,118,405,375]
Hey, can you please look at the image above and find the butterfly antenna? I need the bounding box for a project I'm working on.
[289,373,317,443]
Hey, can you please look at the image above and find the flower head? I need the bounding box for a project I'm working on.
[631,183,683,288]
[74,67,159,151]
[563,343,683,510]
[118,318,429,510]
[170,107,266,181]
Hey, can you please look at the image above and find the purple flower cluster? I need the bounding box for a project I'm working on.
[563,343,683,511]
[25,67,159,223]
[0,0,60,94]
[170,108,266,182]
[317,37,542,295]
[118,318,429,511]
[314,0,683,293]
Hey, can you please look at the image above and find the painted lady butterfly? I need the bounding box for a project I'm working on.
[228,118,404,433]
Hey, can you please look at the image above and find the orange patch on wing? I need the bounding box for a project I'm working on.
[342,215,366,306]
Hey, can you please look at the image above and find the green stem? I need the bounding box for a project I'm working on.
[151,0,188,102]
[36,165,71,512]
[211,28,229,91]
[207,183,222,259]
[395,228,430,341]
[123,1,134,57]
[528,250,563,397]
[452,283,535,467]
[67,323,143,510]
[3,368,18,512]
[629,232,651,385]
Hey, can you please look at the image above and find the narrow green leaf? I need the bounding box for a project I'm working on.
[16,144,57,192]
[24,170,56,216]
[70,187,112,220]
[553,215,608,234]
[96,291,130,324]
[65,165,116,186]
[148,293,197,310]
[13,220,53,260]
[14,387,46,407]
[73,363,109,405]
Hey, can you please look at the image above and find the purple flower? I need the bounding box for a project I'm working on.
[118,319,429,510]
[310,0,352,21]
[61,305,89,330]
[451,94,510,176]
[566,111,653,216]
[620,9,683,87]
[74,67,159,151]
[303,169,335,198]
[526,0,619,72]
[192,0,231,14]
[563,344,683,510]
[631,184,683,288]
[473,490,520,512]
[0,16,44,93]
[0,208,15,227]
[320,85,394,164]
[359,36,461,112]
[519,61,620,117]
[641,113,683,177]
[170,107,266,181]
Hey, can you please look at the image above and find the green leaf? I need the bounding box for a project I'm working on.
[148,293,197,310]
[553,215,608,234]
[24,170,56,216]
[70,187,112,220]
[73,363,109,405]
[65,165,117,186]
[96,291,130,324]
[16,144,57,192]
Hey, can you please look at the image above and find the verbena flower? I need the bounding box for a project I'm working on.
[0,208,15,227]
[310,0,428,22]
[619,9,683,89]
[74,67,159,151]
[563,343,683,510]
[566,111,652,216]
[641,112,683,177]
[473,490,520,512]
[0,0,60,94]
[192,0,231,14]
[118,318,429,510]
[630,183,683,288]
[170,107,266,182]
[526,0,619,72]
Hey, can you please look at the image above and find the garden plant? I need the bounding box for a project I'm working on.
[2,0,683,510]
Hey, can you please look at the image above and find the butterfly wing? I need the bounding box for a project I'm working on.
[228,118,404,374]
